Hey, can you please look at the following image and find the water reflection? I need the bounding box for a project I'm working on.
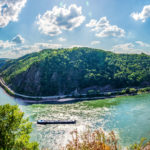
[1,87,150,149]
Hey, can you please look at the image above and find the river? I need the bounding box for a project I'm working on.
[0,87,150,149]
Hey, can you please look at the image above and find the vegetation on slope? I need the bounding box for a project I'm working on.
[0,104,39,150]
[1,47,150,96]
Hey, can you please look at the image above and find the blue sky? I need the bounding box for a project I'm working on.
[1,0,150,58]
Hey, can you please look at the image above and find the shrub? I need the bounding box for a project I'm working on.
[129,88,137,94]
[145,87,150,91]
[138,88,147,93]
[129,137,150,150]
[87,90,95,96]
[121,88,137,95]
[139,87,150,93]
[62,128,150,150]
[121,89,125,94]
[62,128,118,150]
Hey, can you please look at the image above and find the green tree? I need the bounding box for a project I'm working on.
[0,104,39,150]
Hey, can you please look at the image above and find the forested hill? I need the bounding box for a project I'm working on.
[0,58,10,68]
[0,47,150,96]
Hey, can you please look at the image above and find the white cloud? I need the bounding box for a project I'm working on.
[32,43,62,50]
[0,42,62,58]
[86,17,125,38]
[112,43,137,54]
[135,41,150,47]
[58,37,67,42]
[14,42,62,55]
[91,41,100,45]
[36,4,85,36]
[0,0,27,28]
[12,34,25,44]
[111,42,150,54]
[0,40,15,49]
[131,5,150,22]
[69,45,84,48]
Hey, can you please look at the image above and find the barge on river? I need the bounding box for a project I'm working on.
[37,120,76,125]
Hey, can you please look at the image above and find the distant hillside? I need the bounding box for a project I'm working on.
[0,58,10,68]
[0,47,150,96]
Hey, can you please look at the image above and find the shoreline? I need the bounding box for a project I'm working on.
[0,81,118,104]
[0,77,150,104]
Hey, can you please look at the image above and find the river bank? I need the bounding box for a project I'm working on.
[1,77,150,104]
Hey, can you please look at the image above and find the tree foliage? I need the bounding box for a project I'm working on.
[0,104,39,150]
[1,47,150,96]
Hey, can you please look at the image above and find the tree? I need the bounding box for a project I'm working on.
[0,104,39,150]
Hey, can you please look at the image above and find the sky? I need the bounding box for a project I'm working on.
[1,0,150,58]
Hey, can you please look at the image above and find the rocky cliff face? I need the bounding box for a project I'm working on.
[10,64,42,96]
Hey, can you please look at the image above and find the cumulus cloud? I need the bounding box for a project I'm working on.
[135,41,150,47]
[0,0,27,28]
[86,17,125,38]
[91,41,100,45]
[69,45,85,48]
[13,42,62,56]
[0,40,15,49]
[36,4,85,36]
[58,37,67,42]
[112,43,134,52]
[32,42,62,50]
[0,41,62,58]
[131,5,150,22]
[111,42,150,54]
[12,34,25,44]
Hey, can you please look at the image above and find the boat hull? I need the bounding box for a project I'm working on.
[37,120,76,125]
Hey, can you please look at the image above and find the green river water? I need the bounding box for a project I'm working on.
[0,87,150,149]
